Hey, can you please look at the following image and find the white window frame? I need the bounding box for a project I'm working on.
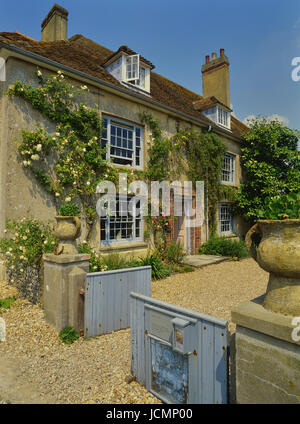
[219,203,234,235]
[128,65,146,89]
[102,116,143,170]
[100,195,143,245]
[125,54,140,82]
[221,153,235,184]
[217,107,230,129]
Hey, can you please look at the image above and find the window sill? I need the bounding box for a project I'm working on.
[100,241,148,252]
[220,181,236,186]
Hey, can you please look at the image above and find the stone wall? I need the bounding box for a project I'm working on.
[6,263,42,304]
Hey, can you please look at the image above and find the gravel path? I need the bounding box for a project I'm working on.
[0,258,268,404]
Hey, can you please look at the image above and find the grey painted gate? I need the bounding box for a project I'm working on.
[84,266,151,337]
[130,292,229,404]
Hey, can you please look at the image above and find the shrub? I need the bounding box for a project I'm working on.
[77,242,108,272]
[59,327,80,344]
[258,192,300,220]
[0,297,16,309]
[165,241,185,264]
[156,240,186,264]
[0,218,57,268]
[137,254,171,280]
[198,237,249,259]
[58,202,81,216]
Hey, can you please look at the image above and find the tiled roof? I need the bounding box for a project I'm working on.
[193,96,232,112]
[0,31,248,139]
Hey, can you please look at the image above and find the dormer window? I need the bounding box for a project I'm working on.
[103,46,154,95]
[193,96,231,130]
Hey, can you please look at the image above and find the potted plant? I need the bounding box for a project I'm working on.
[245,192,300,316]
[54,202,81,254]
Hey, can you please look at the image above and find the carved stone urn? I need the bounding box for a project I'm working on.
[246,219,300,316]
[54,216,81,255]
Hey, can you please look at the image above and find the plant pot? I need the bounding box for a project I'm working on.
[246,219,300,316]
[54,216,81,255]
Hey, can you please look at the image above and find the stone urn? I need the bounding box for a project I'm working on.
[54,216,81,255]
[246,219,300,316]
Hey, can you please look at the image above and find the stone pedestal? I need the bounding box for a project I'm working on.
[43,253,90,334]
[232,298,300,404]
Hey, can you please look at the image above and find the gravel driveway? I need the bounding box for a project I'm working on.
[0,258,268,404]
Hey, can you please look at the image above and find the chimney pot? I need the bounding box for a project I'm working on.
[212,52,217,60]
[205,55,210,64]
[220,48,225,57]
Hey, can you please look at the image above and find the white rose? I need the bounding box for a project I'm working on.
[31,154,40,161]
[23,236,27,240]
[55,192,60,197]
[65,197,71,202]
[37,70,42,77]
[86,181,90,186]
[36,144,42,152]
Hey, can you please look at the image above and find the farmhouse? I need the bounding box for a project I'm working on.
[0,4,249,258]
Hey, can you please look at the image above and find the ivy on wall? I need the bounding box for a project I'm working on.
[141,112,228,234]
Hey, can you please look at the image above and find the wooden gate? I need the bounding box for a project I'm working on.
[84,266,151,337]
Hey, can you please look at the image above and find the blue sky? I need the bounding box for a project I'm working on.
[1,0,300,131]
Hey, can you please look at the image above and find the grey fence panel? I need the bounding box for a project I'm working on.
[84,266,151,337]
[130,292,229,404]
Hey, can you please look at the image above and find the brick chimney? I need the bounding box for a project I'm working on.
[41,4,68,42]
[201,48,230,108]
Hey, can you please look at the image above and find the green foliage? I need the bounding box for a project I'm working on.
[235,117,300,223]
[0,297,16,309]
[7,70,119,238]
[141,113,227,234]
[0,219,57,270]
[170,264,195,273]
[156,240,185,264]
[59,327,80,344]
[199,236,249,259]
[258,192,300,220]
[173,128,226,231]
[77,242,108,272]
[137,253,171,280]
[78,241,170,279]
[140,113,176,181]
[58,202,81,216]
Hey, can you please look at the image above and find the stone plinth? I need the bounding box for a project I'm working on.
[232,298,300,404]
[43,254,90,333]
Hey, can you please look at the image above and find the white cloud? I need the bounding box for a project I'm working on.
[243,114,290,126]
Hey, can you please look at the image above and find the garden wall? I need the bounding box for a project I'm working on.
[6,263,42,304]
